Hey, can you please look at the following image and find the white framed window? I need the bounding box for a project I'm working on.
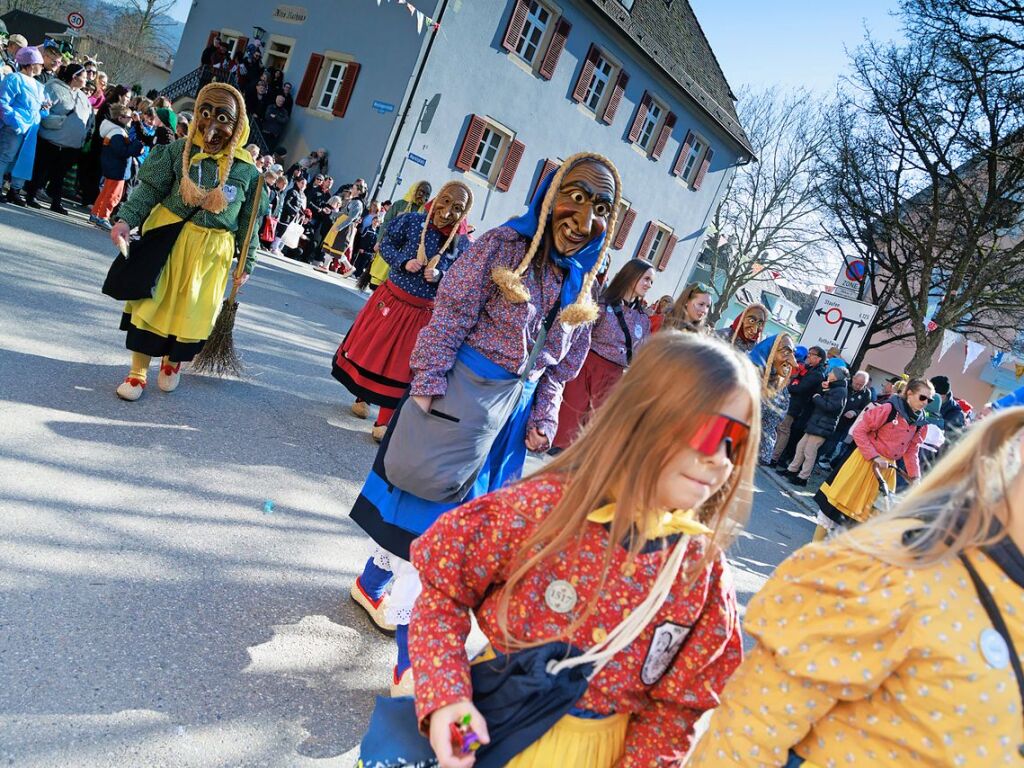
[317,60,347,111]
[219,32,240,56]
[681,135,707,182]
[638,99,664,151]
[472,124,509,181]
[583,55,614,112]
[645,222,674,264]
[515,0,552,66]
[265,36,293,71]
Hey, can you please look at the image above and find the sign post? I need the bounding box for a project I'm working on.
[799,292,878,362]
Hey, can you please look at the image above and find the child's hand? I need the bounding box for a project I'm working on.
[428,700,489,768]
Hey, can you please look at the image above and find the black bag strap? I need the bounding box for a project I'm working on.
[611,302,634,365]
[520,300,561,383]
[958,552,1024,754]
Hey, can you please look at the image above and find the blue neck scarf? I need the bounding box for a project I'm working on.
[501,168,608,308]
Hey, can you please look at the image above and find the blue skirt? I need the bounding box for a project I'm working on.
[349,345,538,561]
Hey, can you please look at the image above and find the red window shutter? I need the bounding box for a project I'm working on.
[628,92,652,143]
[539,17,571,79]
[612,207,637,250]
[234,36,248,57]
[572,45,600,103]
[496,139,526,192]
[651,111,676,160]
[295,53,324,108]
[332,61,361,118]
[657,234,678,271]
[693,148,715,190]
[531,158,559,200]
[673,130,695,176]
[636,221,656,260]
[206,30,219,48]
[501,0,530,52]
[601,69,629,124]
[455,115,487,171]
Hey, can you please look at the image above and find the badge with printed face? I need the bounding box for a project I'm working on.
[980,627,1010,669]
[544,580,578,614]
[223,184,237,203]
[641,622,692,685]
[634,323,643,338]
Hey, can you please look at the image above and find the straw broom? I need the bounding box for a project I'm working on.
[192,175,266,377]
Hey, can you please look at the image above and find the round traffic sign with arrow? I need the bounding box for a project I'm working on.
[67,11,85,30]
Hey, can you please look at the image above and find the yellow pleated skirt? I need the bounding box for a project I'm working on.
[819,449,896,523]
[123,204,235,343]
[503,712,628,768]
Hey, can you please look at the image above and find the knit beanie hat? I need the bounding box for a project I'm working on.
[15,45,42,66]
[831,366,850,382]
[155,107,178,132]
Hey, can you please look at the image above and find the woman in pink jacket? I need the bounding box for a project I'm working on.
[813,377,934,538]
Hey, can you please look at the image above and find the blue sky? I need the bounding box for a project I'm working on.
[689,0,903,92]
[169,0,191,23]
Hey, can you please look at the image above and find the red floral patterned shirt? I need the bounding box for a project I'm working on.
[409,474,743,767]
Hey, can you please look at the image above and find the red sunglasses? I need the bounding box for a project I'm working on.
[689,414,751,461]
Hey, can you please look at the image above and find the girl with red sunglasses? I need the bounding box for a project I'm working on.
[402,331,760,768]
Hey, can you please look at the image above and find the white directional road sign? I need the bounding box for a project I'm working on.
[799,292,877,361]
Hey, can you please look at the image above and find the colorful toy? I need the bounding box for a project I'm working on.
[449,713,481,756]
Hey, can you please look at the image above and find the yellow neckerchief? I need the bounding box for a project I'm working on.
[586,503,713,539]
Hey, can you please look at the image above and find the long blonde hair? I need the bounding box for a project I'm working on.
[496,331,761,647]
[665,282,713,332]
[843,407,1024,567]
[491,153,622,328]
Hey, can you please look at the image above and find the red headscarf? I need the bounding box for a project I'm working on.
[729,303,769,344]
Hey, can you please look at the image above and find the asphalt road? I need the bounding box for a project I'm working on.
[0,203,816,767]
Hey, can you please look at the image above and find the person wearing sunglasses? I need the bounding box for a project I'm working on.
[387,331,759,768]
[717,303,768,352]
[689,408,1024,768]
[811,377,933,540]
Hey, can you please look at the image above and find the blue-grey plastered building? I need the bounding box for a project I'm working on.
[168,0,752,295]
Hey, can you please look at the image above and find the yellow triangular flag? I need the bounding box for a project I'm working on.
[1016,362,1024,379]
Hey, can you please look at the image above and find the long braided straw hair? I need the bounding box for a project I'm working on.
[415,180,474,270]
[179,82,249,214]
[491,152,623,327]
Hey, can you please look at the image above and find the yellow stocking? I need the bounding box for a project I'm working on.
[130,352,152,384]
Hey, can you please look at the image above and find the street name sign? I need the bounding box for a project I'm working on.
[407,152,427,166]
[799,292,878,361]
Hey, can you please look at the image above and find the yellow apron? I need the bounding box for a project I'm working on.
[123,204,235,343]
[819,448,896,523]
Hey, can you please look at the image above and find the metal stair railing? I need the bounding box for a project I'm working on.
[160,66,242,102]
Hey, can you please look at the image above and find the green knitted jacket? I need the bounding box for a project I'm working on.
[116,139,268,274]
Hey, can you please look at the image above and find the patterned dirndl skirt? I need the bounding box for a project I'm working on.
[332,280,433,409]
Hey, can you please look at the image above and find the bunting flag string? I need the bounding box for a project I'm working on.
[938,329,960,360]
[373,0,441,33]
[1016,362,1024,380]
[991,351,1006,370]
[963,340,986,373]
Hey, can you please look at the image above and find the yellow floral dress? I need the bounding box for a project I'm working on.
[687,524,1024,767]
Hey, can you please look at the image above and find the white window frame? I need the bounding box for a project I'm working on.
[583,50,622,114]
[316,60,348,112]
[514,0,554,67]
[470,120,514,184]
[218,31,241,58]
[637,98,666,152]
[264,36,294,72]
[645,222,674,264]
[681,133,708,184]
